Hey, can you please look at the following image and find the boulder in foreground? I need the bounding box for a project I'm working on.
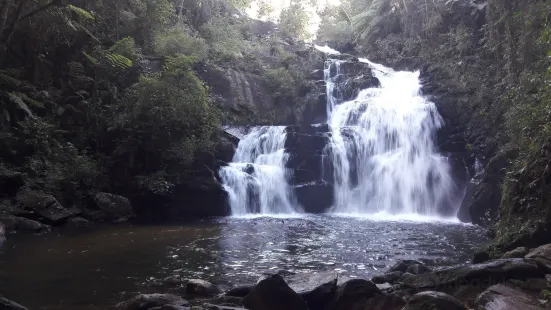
[243,274,308,310]
[402,291,466,310]
[474,284,544,310]
[0,295,28,310]
[329,279,382,310]
[285,272,338,310]
[114,293,188,310]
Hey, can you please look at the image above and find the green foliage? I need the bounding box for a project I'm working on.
[264,68,297,99]
[154,24,208,58]
[67,4,96,20]
[200,17,245,61]
[113,55,219,178]
[109,37,142,62]
[279,2,311,40]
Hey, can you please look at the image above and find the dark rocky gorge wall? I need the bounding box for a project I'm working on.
[219,55,473,219]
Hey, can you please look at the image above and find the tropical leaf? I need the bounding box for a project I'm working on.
[82,51,99,65]
[0,71,23,88]
[105,53,133,69]
[67,4,95,20]
[7,93,35,119]
[11,92,43,108]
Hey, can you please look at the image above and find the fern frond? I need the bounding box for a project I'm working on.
[67,4,95,20]
[82,51,99,64]
[12,92,44,108]
[7,93,35,118]
[105,53,133,69]
[0,71,23,88]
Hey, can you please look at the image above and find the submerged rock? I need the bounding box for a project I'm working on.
[285,272,338,310]
[65,217,91,229]
[406,264,431,275]
[402,291,466,310]
[372,271,404,284]
[114,294,188,310]
[329,279,382,310]
[184,279,222,296]
[94,192,134,220]
[16,190,73,224]
[474,284,543,310]
[225,285,253,298]
[242,274,308,310]
[398,258,545,290]
[202,296,243,308]
[0,215,50,233]
[0,295,28,310]
[388,260,424,273]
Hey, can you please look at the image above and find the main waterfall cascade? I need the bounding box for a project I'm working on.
[220,48,460,218]
[219,127,301,216]
[324,59,457,216]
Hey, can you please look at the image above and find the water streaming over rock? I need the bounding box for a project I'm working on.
[221,47,459,218]
[219,126,300,215]
[324,58,457,216]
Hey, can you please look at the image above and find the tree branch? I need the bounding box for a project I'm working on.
[20,0,63,21]
[4,0,28,44]
[0,0,10,37]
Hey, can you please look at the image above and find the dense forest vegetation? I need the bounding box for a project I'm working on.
[2,0,551,259]
[0,0,329,224]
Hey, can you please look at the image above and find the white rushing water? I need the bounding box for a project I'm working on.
[220,50,458,218]
[219,127,300,215]
[325,58,457,216]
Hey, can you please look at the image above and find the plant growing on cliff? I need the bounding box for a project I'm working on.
[264,68,298,99]
[112,55,219,181]
[154,24,208,58]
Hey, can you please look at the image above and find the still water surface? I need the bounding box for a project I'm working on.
[0,215,487,309]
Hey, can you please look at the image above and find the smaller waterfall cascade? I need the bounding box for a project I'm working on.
[325,58,457,216]
[219,127,300,215]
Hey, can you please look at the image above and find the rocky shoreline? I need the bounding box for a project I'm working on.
[3,243,550,309]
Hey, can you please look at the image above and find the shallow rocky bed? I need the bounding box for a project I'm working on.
[5,243,551,310]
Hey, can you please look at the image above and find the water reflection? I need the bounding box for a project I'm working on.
[0,215,487,309]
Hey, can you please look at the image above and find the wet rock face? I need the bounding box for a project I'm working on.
[94,192,134,220]
[284,272,338,310]
[403,291,466,310]
[328,60,380,103]
[398,258,546,291]
[16,190,73,224]
[0,295,28,310]
[284,124,334,212]
[242,275,308,310]
[474,284,543,310]
[328,279,382,310]
[0,216,50,233]
[114,294,189,310]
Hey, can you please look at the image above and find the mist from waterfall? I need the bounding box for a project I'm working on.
[219,126,300,216]
[324,58,457,216]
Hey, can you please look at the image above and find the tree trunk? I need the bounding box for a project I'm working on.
[0,0,9,38]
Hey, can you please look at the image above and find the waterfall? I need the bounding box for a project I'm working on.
[324,58,456,216]
[219,126,300,215]
[220,47,459,218]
